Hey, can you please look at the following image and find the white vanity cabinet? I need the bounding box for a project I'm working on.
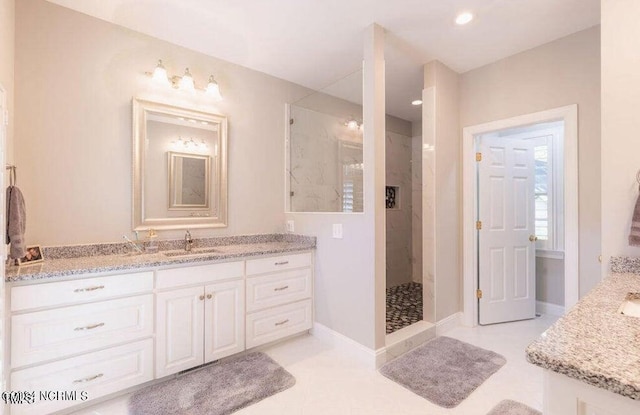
[155,261,245,377]
[544,370,640,415]
[8,271,155,415]
[6,249,314,415]
[245,252,313,348]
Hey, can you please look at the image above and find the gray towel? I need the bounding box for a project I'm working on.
[6,185,26,259]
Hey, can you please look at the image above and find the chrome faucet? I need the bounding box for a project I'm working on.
[185,230,194,251]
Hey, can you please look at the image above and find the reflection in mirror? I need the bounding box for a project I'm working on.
[287,68,364,213]
[133,99,227,230]
[168,152,211,210]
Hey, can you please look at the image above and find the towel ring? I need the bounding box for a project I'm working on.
[5,165,16,186]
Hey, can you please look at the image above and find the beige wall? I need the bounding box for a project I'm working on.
[601,0,640,268]
[460,26,602,298]
[0,0,14,165]
[536,257,564,306]
[286,24,386,350]
[424,61,461,321]
[15,0,315,246]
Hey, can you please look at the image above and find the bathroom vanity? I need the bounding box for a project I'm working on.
[4,234,315,415]
[526,257,640,415]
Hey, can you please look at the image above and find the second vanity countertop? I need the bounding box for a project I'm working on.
[526,263,640,400]
[5,234,316,283]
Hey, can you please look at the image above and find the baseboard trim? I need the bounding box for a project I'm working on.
[310,323,383,370]
[536,301,565,317]
[435,312,463,335]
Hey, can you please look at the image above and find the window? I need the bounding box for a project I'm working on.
[534,138,552,247]
[531,126,564,257]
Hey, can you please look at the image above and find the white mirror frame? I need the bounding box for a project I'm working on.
[132,98,228,230]
[167,151,212,211]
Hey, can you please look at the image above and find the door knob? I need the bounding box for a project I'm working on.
[529,235,538,242]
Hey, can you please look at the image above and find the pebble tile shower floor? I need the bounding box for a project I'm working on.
[386,282,423,334]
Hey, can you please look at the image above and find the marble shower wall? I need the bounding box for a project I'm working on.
[386,130,413,288]
[289,105,363,212]
[411,135,423,283]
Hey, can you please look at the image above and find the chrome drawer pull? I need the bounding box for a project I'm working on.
[274,261,289,266]
[73,373,103,384]
[74,322,105,331]
[274,285,289,292]
[74,285,105,293]
[275,319,289,326]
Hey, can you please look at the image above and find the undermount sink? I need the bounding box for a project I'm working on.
[617,293,640,317]
[162,248,221,257]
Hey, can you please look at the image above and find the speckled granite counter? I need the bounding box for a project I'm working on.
[5,233,316,283]
[526,263,640,400]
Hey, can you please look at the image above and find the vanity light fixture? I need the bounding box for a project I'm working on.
[177,68,195,92]
[172,136,209,151]
[146,60,224,100]
[345,117,362,131]
[455,12,474,25]
[151,60,171,86]
[205,76,223,101]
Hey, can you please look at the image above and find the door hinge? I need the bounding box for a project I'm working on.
[476,289,483,299]
[476,220,482,230]
[476,152,482,162]
[289,118,294,125]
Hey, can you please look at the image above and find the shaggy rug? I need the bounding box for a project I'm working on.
[487,399,542,415]
[129,352,295,415]
[380,336,506,408]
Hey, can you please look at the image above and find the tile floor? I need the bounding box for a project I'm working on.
[386,282,423,334]
[72,314,557,415]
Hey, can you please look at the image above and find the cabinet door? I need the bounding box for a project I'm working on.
[156,286,204,377]
[204,279,245,363]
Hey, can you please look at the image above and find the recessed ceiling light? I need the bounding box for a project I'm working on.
[455,12,474,25]
[411,100,423,106]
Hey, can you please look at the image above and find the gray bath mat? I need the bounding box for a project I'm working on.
[487,399,542,415]
[129,352,295,415]
[380,336,506,408]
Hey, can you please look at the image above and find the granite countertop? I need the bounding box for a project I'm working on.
[5,234,316,283]
[526,259,640,400]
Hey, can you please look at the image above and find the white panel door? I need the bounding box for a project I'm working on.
[204,279,244,363]
[156,286,204,377]
[478,137,536,325]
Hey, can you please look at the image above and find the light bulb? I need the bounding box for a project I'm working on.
[151,60,170,86]
[346,119,359,130]
[178,68,195,92]
[455,12,474,25]
[206,75,223,101]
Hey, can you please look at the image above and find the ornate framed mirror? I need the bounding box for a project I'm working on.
[132,98,227,230]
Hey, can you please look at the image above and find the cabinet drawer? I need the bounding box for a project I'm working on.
[11,271,153,312]
[156,261,244,289]
[10,339,153,415]
[246,268,312,312]
[246,299,312,348]
[246,252,312,276]
[12,294,153,368]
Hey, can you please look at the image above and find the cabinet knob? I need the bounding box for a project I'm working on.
[206,293,213,299]
[199,295,205,301]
